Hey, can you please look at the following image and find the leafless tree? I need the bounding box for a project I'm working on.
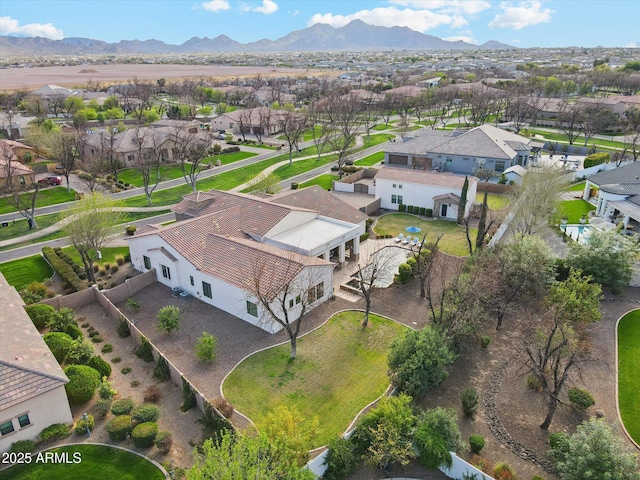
[557,101,584,145]
[307,101,332,160]
[0,142,40,228]
[236,109,253,141]
[354,244,398,327]
[173,128,213,192]
[278,108,308,165]
[131,127,162,206]
[254,107,272,144]
[411,234,443,299]
[51,131,79,192]
[324,94,362,178]
[581,103,617,146]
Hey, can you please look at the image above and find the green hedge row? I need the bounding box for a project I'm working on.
[583,152,610,168]
[42,247,85,292]
[398,204,433,217]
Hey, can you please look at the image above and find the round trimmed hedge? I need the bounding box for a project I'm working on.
[131,422,158,448]
[44,332,74,363]
[87,355,112,379]
[75,414,94,435]
[63,365,101,404]
[24,304,56,330]
[107,415,133,441]
[64,323,84,340]
[132,404,160,424]
[111,398,135,416]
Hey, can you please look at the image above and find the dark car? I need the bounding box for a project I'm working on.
[37,175,62,185]
[215,134,226,140]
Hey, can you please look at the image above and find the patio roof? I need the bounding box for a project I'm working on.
[608,200,640,222]
[267,217,357,255]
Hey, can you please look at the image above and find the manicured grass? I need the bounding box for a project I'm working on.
[618,309,640,444]
[278,126,324,142]
[0,213,60,242]
[556,200,596,224]
[62,246,130,267]
[373,213,476,256]
[117,164,187,187]
[0,186,77,214]
[1,444,164,480]
[566,181,586,192]
[528,128,626,149]
[362,133,395,148]
[299,174,338,190]
[474,192,511,210]
[355,151,385,167]
[202,150,257,165]
[223,311,406,447]
[0,254,53,290]
[269,154,338,181]
[372,123,392,130]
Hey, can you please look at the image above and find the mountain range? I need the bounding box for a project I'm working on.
[0,20,514,56]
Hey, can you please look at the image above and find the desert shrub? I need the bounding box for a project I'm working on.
[111,356,121,363]
[111,265,118,273]
[24,303,56,329]
[111,398,135,416]
[115,255,125,266]
[461,388,479,418]
[64,323,83,340]
[107,415,133,441]
[87,355,111,378]
[154,431,173,454]
[527,375,542,390]
[64,365,101,403]
[124,253,131,262]
[396,262,413,283]
[144,385,161,403]
[480,336,491,348]
[131,422,158,448]
[549,432,569,450]
[532,477,545,480]
[130,380,140,387]
[568,388,595,411]
[101,343,113,353]
[39,423,71,441]
[195,331,218,362]
[117,318,131,337]
[47,307,77,333]
[95,398,112,417]
[88,330,99,337]
[199,401,233,441]
[103,263,111,271]
[64,340,94,365]
[211,397,234,418]
[493,462,517,480]
[9,440,35,453]
[91,335,103,343]
[133,336,154,362]
[98,267,107,277]
[121,367,132,374]
[92,263,99,273]
[132,404,161,424]
[74,414,94,435]
[470,454,491,473]
[156,305,181,333]
[323,436,358,480]
[469,434,485,454]
[98,376,117,400]
[126,298,140,310]
[180,377,196,412]
[153,355,171,382]
[44,332,74,363]
[126,225,137,236]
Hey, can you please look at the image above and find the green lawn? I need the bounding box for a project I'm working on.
[0,254,53,290]
[556,200,596,224]
[117,164,187,187]
[528,128,626,149]
[62,246,130,267]
[362,134,395,148]
[1,444,165,480]
[268,154,338,182]
[202,150,257,165]
[0,186,77,214]
[372,123,392,130]
[618,310,640,444]
[223,311,406,447]
[355,151,385,167]
[565,181,586,192]
[299,174,338,190]
[475,192,511,210]
[373,214,476,256]
[0,213,61,242]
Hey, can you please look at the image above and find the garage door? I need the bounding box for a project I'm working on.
[388,154,408,166]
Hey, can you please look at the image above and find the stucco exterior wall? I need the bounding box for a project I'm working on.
[376,178,462,211]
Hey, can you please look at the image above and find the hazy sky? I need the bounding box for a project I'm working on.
[1,0,638,48]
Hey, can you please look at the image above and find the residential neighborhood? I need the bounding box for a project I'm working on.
[1,3,640,479]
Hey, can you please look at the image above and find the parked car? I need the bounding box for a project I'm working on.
[37,175,62,185]
[53,165,65,173]
[215,134,226,140]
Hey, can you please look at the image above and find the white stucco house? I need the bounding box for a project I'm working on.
[373,166,478,220]
[0,273,73,452]
[583,161,640,229]
[128,187,367,333]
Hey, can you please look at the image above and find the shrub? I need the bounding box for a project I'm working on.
[143,385,161,403]
[121,367,132,374]
[130,380,140,387]
[64,323,83,340]
[46,307,77,333]
[74,414,94,435]
[493,462,517,480]
[181,377,196,412]
[132,404,161,424]
[480,336,491,348]
[470,454,491,473]
[91,335,103,343]
[88,330,99,337]
[396,262,413,284]
[549,431,569,450]
[398,203,407,212]
[9,440,35,453]
[111,356,121,363]
[407,205,414,213]
[212,397,234,418]
[111,398,135,416]
[461,388,479,418]
[64,340,94,365]
[154,356,171,382]
[101,343,113,353]
[88,355,112,378]
[117,318,131,338]
[106,415,132,441]
[44,332,74,363]
[126,225,137,236]
[425,208,433,217]
[527,375,542,390]
[568,388,595,411]
[126,298,140,310]
[98,267,107,277]
[133,336,154,362]
[124,253,131,262]
[39,423,71,441]
[419,207,426,215]
[42,247,84,292]
[132,422,158,448]
[111,265,118,274]
[583,152,610,168]
[195,331,218,362]
[469,434,485,454]
[155,431,173,454]
[24,304,56,329]
[156,305,181,334]
[115,255,125,266]
[64,365,101,403]
[323,436,358,480]
[95,398,112,417]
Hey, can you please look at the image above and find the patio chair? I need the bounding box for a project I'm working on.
[410,236,419,246]
[402,235,410,245]
[394,233,404,243]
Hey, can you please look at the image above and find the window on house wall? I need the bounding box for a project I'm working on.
[289,299,294,308]
[495,160,506,172]
[308,287,317,304]
[398,184,402,189]
[295,295,301,305]
[161,264,171,280]
[391,194,397,204]
[316,282,324,299]
[143,256,151,270]
[0,420,14,436]
[463,157,470,161]
[392,183,396,188]
[190,276,194,286]
[202,282,212,298]
[398,195,403,204]
[246,301,258,317]
[18,414,30,428]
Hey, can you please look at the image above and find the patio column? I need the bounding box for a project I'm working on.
[338,243,346,264]
[583,180,591,201]
[352,235,360,261]
[321,251,329,261]
[623,215,630,229]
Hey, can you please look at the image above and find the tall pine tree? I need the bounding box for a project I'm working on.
[457,176,469,224]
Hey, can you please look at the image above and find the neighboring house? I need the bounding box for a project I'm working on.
[0,159,35,188]
[418,77,441,88]
[210,107,284,136]
[576,95,640,118]
[503,164,528,185]
[384,124,541,175]
[29,84,76,101]
[128,187,365,332]
[251,87,296,107]
[583,161,640,229]
[0,272,73,452]
[0,140,35,162]
[0,112,35,140]
[373,165,478,220]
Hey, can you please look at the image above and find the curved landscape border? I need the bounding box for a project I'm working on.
[220,308,412,453]
[615,308,640,452]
